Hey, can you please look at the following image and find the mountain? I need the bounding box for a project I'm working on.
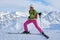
[0,11,60,32]
[0,11,60,40]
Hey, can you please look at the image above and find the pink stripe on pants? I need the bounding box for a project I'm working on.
[24,19,43,33]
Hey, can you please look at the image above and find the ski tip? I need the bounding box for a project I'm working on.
[46,36,49,39]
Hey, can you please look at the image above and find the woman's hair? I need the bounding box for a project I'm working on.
[30,4,34,8]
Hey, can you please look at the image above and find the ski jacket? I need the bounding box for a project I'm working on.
[29,10,39,20]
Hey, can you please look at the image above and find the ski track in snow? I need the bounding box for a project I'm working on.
[0,30,60,40]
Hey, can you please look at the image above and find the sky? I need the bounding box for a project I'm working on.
[0,0,60,12]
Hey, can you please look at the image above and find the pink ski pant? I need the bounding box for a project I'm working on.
[24,19,43,33]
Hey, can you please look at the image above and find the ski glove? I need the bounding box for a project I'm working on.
[39,12,42,16]
[28,16,30,19]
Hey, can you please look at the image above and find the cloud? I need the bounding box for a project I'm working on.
[30,0,50,6]
[29,2,58,12]
[0,0,59,12]
[0,0,30,7]
[0,0,31,11]
[44,0,60,10]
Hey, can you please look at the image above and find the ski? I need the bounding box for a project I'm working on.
[7,32,41,35]
[42,34,49,39]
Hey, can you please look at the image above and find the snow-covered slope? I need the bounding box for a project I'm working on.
[0,30,60,40]
[43,11,60,29]
[0,11,60,40]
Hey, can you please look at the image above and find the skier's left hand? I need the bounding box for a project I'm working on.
[39,12,42,16]
[28,16,30,19]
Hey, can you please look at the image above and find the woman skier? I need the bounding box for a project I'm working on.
[22,5,49,39]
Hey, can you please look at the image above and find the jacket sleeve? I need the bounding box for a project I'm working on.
[35,10,42,16]
[34,10,39,14]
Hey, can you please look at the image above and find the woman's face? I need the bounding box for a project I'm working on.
[30,7,34,10]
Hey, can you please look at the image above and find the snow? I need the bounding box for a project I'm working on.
[0,11,60,40]
[0,30,60,40]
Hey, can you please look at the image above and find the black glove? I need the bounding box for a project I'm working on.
[28,16,30,19]
[39,12,42,16]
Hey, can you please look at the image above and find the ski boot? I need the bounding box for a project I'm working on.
[42,32,49,39]
[22,31,30,34]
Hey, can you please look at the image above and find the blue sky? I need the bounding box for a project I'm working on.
[31,0,50,6]
[0,0,60,12]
